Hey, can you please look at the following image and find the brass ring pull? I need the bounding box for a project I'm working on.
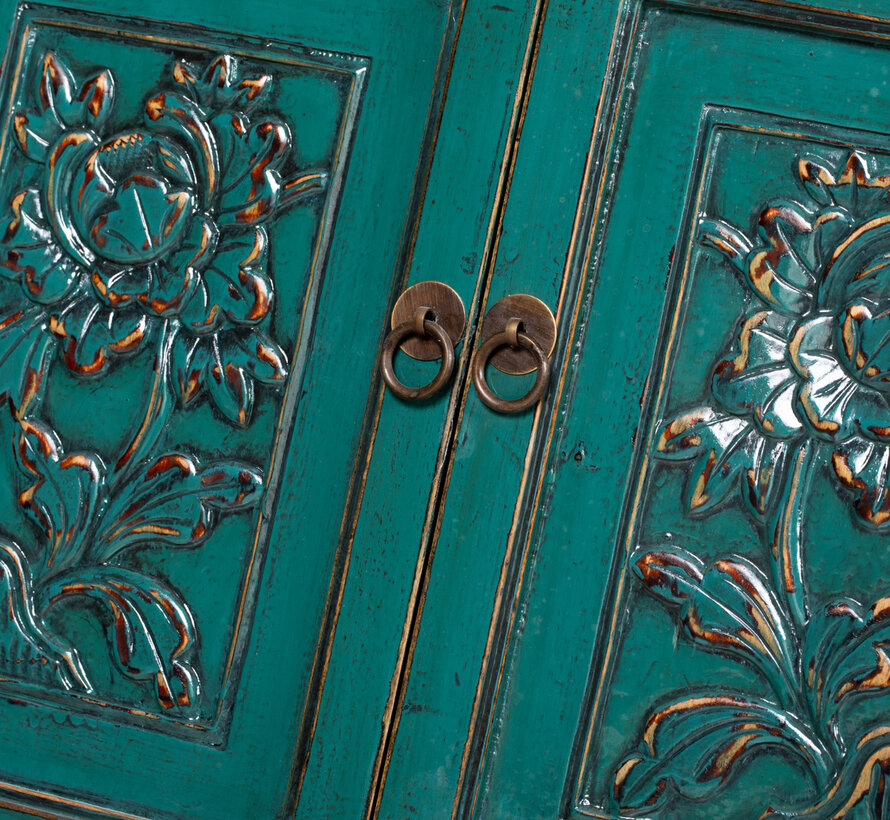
[381,306,455,401]
[472,318,551,414]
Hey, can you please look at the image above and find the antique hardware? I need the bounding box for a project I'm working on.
[381,281,466,401]
[472,294,556,414]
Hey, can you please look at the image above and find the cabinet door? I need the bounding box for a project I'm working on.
[0,0,539,818]
[370,1,890,819]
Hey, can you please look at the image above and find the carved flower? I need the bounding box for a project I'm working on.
[1,52,326,425]
[663,152,890,528]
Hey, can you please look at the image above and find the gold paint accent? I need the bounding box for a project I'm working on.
[826,213,890,275]
[612,757,642,793]
[857,725,890,750]
[642,694,744,753]
[0,784,147,820]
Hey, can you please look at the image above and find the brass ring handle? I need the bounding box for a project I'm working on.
[472,318,550,414]
[381,306,455,401]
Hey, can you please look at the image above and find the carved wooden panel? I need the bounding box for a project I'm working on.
[447,3,890,819]
[577,108,890,818]
[0,2,365,742]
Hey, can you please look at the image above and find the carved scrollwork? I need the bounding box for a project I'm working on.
[0,50,328,717]
[613,151,890,817]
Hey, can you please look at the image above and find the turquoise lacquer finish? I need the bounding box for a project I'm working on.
[0,0,546,817]
[0,37,330,730]
[12,0,890,818]
[449,3,890,820]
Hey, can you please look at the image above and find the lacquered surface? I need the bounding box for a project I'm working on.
[0,0,509,817]
[466,3,890,820]
[8,0,890,819]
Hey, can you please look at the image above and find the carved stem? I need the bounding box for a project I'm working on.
[109,320,175,488]
[765,439,818,634]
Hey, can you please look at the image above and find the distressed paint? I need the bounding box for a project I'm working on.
[6,0,890,819]
[446,3,890,820]
[0,0,483,816]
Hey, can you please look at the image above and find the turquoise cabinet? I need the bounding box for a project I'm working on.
[1,0,890,818]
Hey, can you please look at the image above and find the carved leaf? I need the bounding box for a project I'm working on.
[207,336,253,425]
[632,546,798,699]
[171,333,211,406]
[180,227,272,332]
[1,189,83,305]
[804,597,890,726]
[14,418,106,573]
[699,201,826,316]
[613,693,829,816]
[0,306,54,415]
[0,538,90,690]
[211,112,290,225]
[205,329,288,426]
[655,406,783,517]
[92,453,263,563]
[42,566,198,712]
[698,217,753,272]
[762,725,890,819]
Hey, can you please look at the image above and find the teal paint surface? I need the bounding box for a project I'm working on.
[0,0,482,817]
[463,3,890,820]
[6,0,890,819]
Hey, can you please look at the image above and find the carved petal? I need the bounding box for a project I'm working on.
[43,567,199,712]
[614,693,829,816]
[711,310,802,438]
[799,152,890,215]
[145,91,220,208]
[789,317,871,441]
[172,55,272,112]
[180,227,272,332]
[836,302,890,391]
[831,439,890,530]
[50,297,150,376]
[14,418,107,573]
[1,189,84,305]
[632,546,797,697]
[93,452,263,562]
[75,70,115,131]
[164,214,218,280]
[655,406,773,516]
[211,112,290,225]
[137,261,197,318]
[14,54,116,162]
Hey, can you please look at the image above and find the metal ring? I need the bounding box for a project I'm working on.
[381,308,455,401]
[472,319,550,414]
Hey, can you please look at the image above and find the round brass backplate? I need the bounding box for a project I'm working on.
[390,281,466,361]
[479,294,556,375]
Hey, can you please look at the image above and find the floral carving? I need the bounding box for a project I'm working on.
[613,151,890,817]
[0,51,327,716]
